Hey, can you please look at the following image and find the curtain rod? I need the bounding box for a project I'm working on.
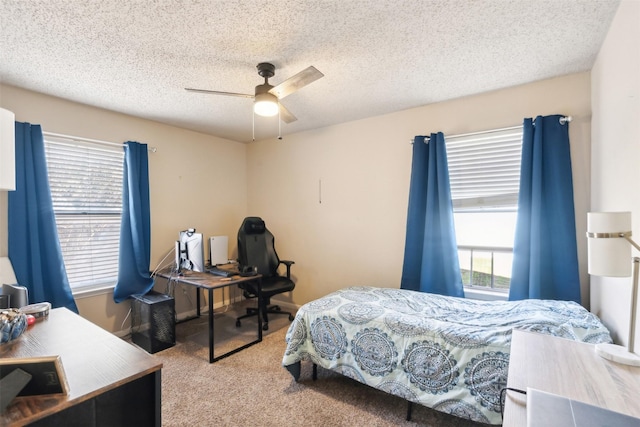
[43,131,157,153]
[412,116,572,144]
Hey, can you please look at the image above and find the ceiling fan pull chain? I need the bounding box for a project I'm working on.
[278,106,282,140]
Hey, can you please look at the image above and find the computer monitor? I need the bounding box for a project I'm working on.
[175,229,204,272]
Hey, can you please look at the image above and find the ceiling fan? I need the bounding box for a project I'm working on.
[185,62,324,123]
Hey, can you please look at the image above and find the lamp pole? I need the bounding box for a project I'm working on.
[628,255,639,354]
[622,234,640,354]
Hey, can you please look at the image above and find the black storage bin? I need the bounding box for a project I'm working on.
[131,291,175,354]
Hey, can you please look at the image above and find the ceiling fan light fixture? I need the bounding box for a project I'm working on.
[254,92,279,117]
[187,62,323,126]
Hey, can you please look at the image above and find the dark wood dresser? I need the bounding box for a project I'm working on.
[0,307,162,426]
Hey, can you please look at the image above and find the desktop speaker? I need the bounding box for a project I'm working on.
[209,236,228,266]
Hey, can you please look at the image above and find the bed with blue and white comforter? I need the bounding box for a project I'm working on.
[282,286,612,425]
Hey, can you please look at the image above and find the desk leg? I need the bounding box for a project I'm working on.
[206,278,263,363]
[196,288,201,317]
[208,288,214,363]
[256,277,263,342]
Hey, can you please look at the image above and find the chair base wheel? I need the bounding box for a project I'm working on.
[235,304,294,330]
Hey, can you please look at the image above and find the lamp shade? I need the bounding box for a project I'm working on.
[587,212,632,277]
[0,108,15,191]
[253,92,279,117]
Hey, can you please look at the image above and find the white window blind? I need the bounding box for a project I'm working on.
[446,127,523,211]
[44,138,124,290]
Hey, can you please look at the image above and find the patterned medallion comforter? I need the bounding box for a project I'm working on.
[282,286,612,425]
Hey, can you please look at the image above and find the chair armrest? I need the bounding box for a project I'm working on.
[279,260,295,278]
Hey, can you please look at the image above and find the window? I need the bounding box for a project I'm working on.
[446,127,523,293]
[44,137,124,291]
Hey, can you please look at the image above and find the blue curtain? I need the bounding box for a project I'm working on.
[7,122,78,312]
[509,115,580,302]
[113,141,154,302]
[401,133,464,297]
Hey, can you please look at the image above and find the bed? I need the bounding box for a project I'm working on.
[281,286,612,425]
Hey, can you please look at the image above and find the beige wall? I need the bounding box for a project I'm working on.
[0,72,596,333]
[0,84,248,333]
[248,72,593,307]
[590,0,640,346]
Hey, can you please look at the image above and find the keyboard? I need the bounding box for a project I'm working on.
[206,267,233,278]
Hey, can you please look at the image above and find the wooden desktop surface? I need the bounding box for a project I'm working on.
[0,308,162,426]
[503,329,640,426]
[157,268,261,289]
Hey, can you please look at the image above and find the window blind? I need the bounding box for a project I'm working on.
[446,127,523,211]
[44,139,124,289]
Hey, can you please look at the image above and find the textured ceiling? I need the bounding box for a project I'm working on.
[0,0,621,143]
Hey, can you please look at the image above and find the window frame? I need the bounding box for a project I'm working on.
[43,135,124,294]
[446,126,523,295]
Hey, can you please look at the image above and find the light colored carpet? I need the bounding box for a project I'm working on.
[153,307,492,427]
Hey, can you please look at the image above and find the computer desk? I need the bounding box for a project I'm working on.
[157,269,262,363]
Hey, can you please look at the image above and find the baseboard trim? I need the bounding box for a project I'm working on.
[113,296,300,339]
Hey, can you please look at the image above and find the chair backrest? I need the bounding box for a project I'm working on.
[237,217,280,277]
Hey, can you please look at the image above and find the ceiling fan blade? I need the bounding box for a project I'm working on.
[279,103,297,123]
[269,66,324,99]
[185,88,254,98]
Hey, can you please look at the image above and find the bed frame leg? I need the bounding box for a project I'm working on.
[284,362,301,381]
[312,363,318,380]
[406,401,413,421]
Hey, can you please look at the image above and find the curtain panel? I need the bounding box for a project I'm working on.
[8,122,78,312]
[113,141,154,303]
[401,133,464,297]
[509,115,580,302]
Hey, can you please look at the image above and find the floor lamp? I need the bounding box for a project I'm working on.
[587,211,640,366]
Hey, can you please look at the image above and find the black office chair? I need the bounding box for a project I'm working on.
[236,217,295,331]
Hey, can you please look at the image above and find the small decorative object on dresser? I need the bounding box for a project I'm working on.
[0,355,68,397]
[0,308,27,344]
